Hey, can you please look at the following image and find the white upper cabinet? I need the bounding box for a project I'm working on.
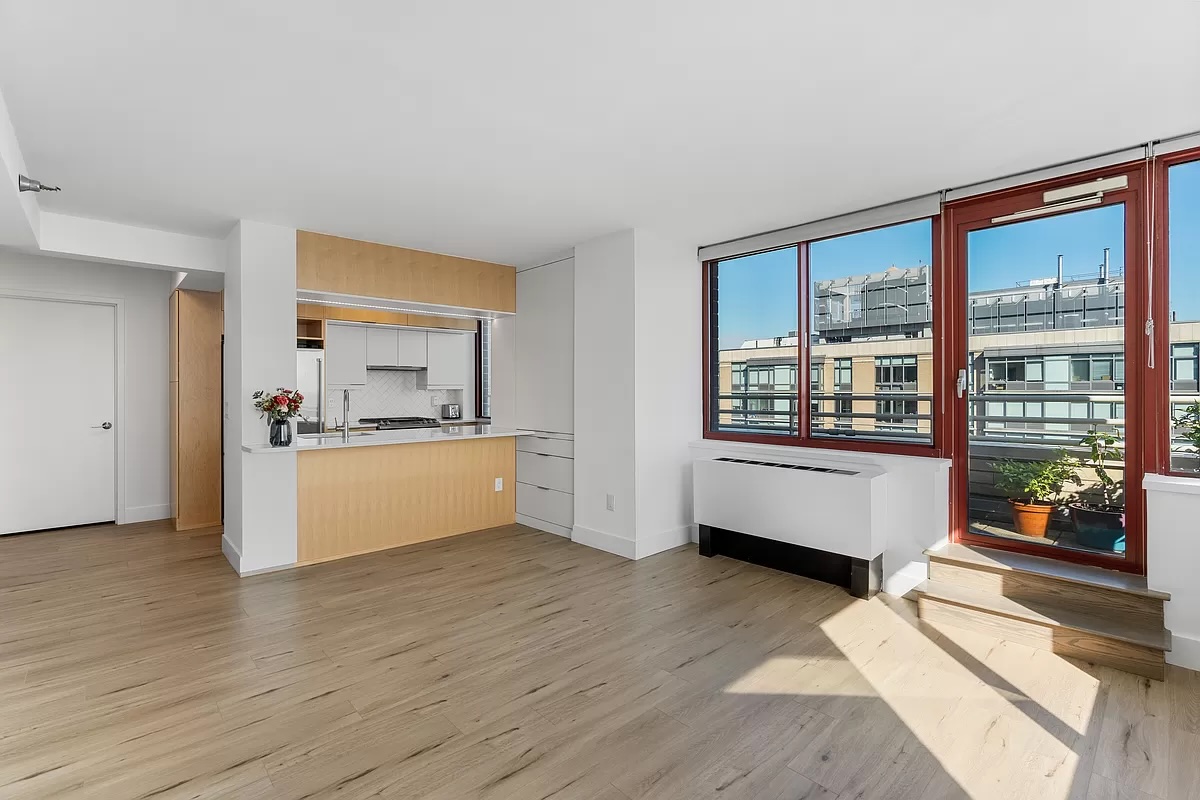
[325,323,367,386]
[515,258,574,434]
[365,327,399,367]
[396,329,428,368]
[421,331,468,389]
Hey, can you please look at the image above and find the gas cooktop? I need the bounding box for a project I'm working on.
[359,417,441,430]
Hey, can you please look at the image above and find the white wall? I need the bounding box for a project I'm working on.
[0,249,174,522]
[570,229,701,560]
[632,232,702,558]
[1146,475,1200,670]
[222,222,298,574]
[574,231,638,555]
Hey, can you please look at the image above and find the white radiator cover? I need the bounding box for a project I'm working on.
[693,456,887,561]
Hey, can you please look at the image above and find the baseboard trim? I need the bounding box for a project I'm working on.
[124,503,171,524]
[1168,631,1200,671]
[571,525,636,560]
[636,524,693,559]
[883,560,928,598]
[221,534,242,574]
[516,513,572,538]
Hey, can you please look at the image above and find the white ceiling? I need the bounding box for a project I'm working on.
[1,1,1198,266]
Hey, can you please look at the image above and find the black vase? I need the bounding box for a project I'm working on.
[269,418,292,447]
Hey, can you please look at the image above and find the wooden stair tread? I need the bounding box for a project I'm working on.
[915,580,1172,651]
[925,543,1169,601]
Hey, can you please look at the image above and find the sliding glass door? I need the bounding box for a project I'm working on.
[947,167,1148,572]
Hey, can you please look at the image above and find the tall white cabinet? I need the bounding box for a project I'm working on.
[513,256,575,537]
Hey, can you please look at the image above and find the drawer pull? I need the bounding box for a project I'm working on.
[536,485,552,491]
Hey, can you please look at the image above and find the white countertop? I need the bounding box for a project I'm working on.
[242,424,535,454]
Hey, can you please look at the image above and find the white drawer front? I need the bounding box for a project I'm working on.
[517,483,573,528]
[516,451,573,493]
[517,435,574,459]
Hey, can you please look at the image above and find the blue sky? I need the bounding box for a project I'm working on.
[716,166,1200,350]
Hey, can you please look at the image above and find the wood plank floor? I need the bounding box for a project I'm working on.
[0,520,1197,800]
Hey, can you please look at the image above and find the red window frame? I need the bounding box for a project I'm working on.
[701,218,946,459]
[1154,145,1200,477]
[943,160,1151,575]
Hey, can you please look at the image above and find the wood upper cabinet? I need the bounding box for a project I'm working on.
[297,231,516,313]
[170,289,223,532]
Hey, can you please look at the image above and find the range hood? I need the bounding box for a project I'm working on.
[366,364,427,371]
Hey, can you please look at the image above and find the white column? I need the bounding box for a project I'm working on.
[572,228,701,559]
[222,221,298,574]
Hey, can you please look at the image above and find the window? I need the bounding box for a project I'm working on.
[709,247,799,436]
[876,399,919,430]
[477,320,491,419]
[834,358,853,390]
[1168,159,1200,472]
[875,355,918,389]
[707,218,936,452]
[808,219,935,444]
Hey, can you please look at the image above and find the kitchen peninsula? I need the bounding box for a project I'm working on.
[245,424,530,564]
[235,229,525,568]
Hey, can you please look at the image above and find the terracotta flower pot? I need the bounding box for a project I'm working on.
[1008,499,1054,538]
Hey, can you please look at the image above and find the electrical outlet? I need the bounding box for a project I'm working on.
[223,401,230,420]
[431,396,441,407]
[605,493,615,511]
[494,477,503,492]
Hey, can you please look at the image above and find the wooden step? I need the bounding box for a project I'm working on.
[925,543,1167,629]
[915,580,1170,680]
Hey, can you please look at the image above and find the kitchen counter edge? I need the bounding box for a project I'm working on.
[242,427,537,454]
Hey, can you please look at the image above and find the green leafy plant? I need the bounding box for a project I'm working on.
[1174,401,1200,456]
[994,452,1081,504]
[1078,425,1123,507]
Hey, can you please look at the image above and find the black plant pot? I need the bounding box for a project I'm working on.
[1069,503,1125,552]
[269,418,293,448]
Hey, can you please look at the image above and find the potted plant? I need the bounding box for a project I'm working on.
[1069,426,1126,552]
[1173,401,1200,473]
[994,452,1081,538]
[253,388,305,447]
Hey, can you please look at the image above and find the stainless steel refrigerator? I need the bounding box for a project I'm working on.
[296,349,324,434]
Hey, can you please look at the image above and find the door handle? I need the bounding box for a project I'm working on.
[956,369,968,399]
[92,422,113,430]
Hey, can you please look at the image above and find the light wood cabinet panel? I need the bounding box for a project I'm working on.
[296,302,327,320]
[407,313,476,331]
[297,231,516,313]
[323,306,410,325]
[325,323,368,386]
[168,291,179,383]
[170,290,223,531]
[297,438,516,563]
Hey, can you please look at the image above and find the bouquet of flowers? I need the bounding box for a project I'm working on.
[252,388,305,421]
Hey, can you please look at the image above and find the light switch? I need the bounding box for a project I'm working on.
[606,493,615,511]
[494,477,503,492]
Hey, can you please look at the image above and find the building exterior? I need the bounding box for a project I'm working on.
[716,263,1200,470]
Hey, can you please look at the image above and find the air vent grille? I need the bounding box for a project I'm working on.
[713,457,858,476]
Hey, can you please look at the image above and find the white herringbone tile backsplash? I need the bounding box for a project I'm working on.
[326,370,462,423]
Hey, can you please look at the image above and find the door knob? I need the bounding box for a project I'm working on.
[92,422,112,430]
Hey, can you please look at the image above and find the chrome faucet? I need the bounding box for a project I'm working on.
[342,389,351,440]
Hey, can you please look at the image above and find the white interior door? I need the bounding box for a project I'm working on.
[0,296,117,534]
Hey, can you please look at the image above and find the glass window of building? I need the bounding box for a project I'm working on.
[1169,159,1200,472]
[708,247,799,436]
[808,219,934,443]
